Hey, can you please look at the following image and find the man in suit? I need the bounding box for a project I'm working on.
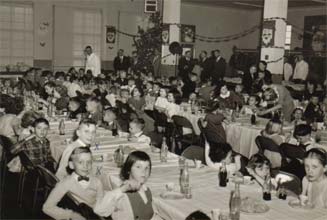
[211,49,226,85]
[113,49,130,73]
[199,50,212,82]
[130,51,141,74]
[178,50,195,81]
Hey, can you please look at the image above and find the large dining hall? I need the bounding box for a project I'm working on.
[0,0,327,219]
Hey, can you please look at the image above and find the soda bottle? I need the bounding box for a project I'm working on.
[219,162,228,187]
[180,162,189,195]
[160,137,168,162]
[59,119,65,135]
[263,176,272,201]
[229,183,241,220]
[112,121,118,136]
[251,113,256,125]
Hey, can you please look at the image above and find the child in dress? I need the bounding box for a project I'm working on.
[299,148,327,208]
[43,147,104,220]
[94,151,160,220]
[240,95,260,115]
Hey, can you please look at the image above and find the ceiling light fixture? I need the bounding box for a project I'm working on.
[233,1,264,8]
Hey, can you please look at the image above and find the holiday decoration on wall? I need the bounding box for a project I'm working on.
[261,20,276,47]
[161,24,170,45]
[106,26,116,44]
[181,24,195,43]
[38,21,50,47]
[132,12,163,73]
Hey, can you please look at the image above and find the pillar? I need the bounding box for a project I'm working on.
[160,0,181,77]
[260,0,288,81]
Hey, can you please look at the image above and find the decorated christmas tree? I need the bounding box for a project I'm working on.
[133,12,163,73]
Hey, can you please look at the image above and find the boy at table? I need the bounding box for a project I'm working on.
[101,107,122,132]
[280,124,317,179]
[43,147,104,220]
[128,118,151,145]
[84,97,103,125]
[22,117,56,172]
[56,119,96,180]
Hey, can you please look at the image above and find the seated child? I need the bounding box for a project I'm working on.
[128,118,151,145]
[22,118,56,172]
[68,97,86,120]
[56,119,96,180]
[204,140,248,176]
[246,153,274,187]
[299,148,327,208]
[94,151,160,220]
[240,95,260,115]
[304,93,324,125]
[43,147,104,220]
[291,107,306,126]
[85,97,103,125]
[154,87,169,113]
[101,107,122,132]
[261,119,284,168]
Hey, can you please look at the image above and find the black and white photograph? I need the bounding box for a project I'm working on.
[0,1,327,220]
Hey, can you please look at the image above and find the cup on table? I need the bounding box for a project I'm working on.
[194,160,202,169]
[243,176,252,185]
[165,182,175,192]
[219,211,231,220]
[211,209,220,220]
[299,195,309,206]
[184,186,192,199]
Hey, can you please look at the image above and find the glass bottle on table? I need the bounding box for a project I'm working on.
[160,137,168,162]
[263,176,272,201]
[59,118,65,135]
[117,145,124,168]
[218,162,228,187]
[229,183,241,220]
[180,162,189,195]
[250,113,256,125]
[112,121,118,136]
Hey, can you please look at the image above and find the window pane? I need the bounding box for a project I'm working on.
[0,4,33,65]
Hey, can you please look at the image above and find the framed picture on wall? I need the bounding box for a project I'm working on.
[161,24,170,45]
[182,44,195,57]
[303,15,327,52]
[106,26,116,44]
[181,24,196,43]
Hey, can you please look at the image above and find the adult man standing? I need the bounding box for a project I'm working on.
[113,49,130,73]
[212,49,226,85]
[199,50,212,82]
[293,54,309,82]
[85,45,101,77]
[178,50,194,81]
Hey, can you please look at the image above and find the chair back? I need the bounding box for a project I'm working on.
[0,135,14,161]
[280,143,306,161]
[277,171,302,196]
[18,151,35,171]
[172,115,194,137]
[36,165,58,189]
[255,136,281,154]
[181,145,205,164]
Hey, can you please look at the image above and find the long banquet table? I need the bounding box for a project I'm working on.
[47,120,327,220]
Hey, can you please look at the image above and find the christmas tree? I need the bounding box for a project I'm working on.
[133,12,163,73]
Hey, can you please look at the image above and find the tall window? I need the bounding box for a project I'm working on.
[73,9,101,67]
[0,3,33,66]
